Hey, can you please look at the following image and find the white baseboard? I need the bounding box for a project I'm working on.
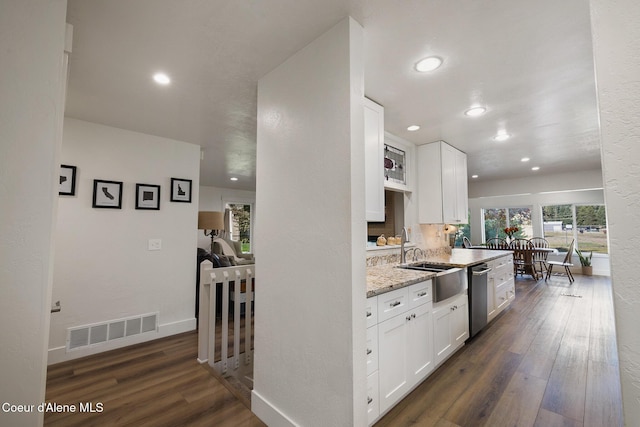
[47,318,196,365]
[251,390,298,427]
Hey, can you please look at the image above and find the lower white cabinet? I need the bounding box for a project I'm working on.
[433,293,469,367]
[487,254,515,323]
[367,370,379,425]
[375,281,434,416]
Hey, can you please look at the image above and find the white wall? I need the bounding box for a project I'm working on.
[252,17,367,427]
[590,0,640,423]
[468,168,603,199]
[197,185,256,250]
[49,118,200,363]
[0,1,67,425]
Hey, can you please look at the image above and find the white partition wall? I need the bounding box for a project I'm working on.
[0,1,68,426]
[252,17,367,427]
[590,0,640,424]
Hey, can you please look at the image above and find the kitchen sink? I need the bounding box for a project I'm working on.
[398,263,458,273]
[397,262,465,302]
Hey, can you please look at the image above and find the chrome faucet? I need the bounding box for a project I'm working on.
[400,227,408,265]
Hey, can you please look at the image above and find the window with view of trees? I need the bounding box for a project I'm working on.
[226,203,252,253]
[543,204,608,253]
[483,207,532,241]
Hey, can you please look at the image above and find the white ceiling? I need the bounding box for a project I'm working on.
[65,0,602,191]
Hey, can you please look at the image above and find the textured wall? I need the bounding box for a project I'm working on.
[590,0,640,424]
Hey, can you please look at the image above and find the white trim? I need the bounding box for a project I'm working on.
[251,390,299,427]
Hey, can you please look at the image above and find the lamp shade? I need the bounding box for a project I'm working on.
[198,211,225,230]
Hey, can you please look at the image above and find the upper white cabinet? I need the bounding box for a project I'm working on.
[417,141,469,224]
[364,97,385,222]
[383,133,414,193]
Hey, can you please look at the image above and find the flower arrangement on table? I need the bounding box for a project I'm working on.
[504,227,519,240]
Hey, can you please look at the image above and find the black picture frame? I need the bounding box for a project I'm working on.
[59,165,77,196]
[135,183,161,210]
[92,179,123,209]
[170,178,192,203]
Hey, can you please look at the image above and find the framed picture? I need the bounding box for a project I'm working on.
[59,165,77,196]
[135,183,161,210]
[92,179,123,209]
[170,178,192,203]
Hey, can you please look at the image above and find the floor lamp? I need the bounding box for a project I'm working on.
[198,211,225,255]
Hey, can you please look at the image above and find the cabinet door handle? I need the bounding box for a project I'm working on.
[366,348,372,355]
[406,315,412,321]
[390,301,401,308]
[366,311,372,318]
[367,397,373,405]
[417,292,427,297]
[411,313,416,319]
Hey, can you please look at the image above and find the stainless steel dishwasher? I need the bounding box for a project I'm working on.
[468,263,492,338]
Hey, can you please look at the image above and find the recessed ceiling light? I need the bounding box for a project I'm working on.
[230,177,238,181]
[521,157,530,162]
[407,125,421,131]
[493,131,510,141]
[153,72,171,85]
[464,106,486,117]
[532,166,540,171]
[415,56,443,72]
[471,175,479,179]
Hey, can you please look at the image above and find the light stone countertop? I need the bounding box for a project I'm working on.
[366,264,436,298]
[416,248,513,268]
[366,248,513,298]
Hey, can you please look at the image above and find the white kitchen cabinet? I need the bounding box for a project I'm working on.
[487,254,514,322]
[417,141,469,224]
[433,293,469,366]
[366,324,379,376]
[406,302,434,383]
[366,370,380,425]
[376,281,433,415]
[378,308,410,413]
[364,97,385,222]
[383,133,414,193]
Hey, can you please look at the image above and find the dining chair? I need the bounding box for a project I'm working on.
[529,237,550,276]
[463,236,472,248]
[509,239,539,280]
[546,239,575,283]
[486,237,508,249]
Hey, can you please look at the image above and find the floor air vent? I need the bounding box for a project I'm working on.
[67,312,158,351]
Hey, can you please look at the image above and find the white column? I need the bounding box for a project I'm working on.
[590,0,640,424]
[252,17,367,427]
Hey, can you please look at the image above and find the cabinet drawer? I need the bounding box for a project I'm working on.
[408,280,432,309]
[366,296,378,328]
[496,281,510,311]
[367,370,380,425]
[377,287,409,323]
[366,325,379,376]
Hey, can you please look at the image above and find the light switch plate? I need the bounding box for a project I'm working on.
[148,239,162,251]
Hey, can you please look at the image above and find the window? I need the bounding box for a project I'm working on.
[483,207,532,241]
[576,205,608,254]
[542,204,608,254]
[225,203,252,253]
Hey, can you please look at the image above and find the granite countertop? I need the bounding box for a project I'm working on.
[417,248,513,267]
[366,248,513,298]
[366,265,436,298]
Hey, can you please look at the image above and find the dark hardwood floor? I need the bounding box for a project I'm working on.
[45,274,622,426]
